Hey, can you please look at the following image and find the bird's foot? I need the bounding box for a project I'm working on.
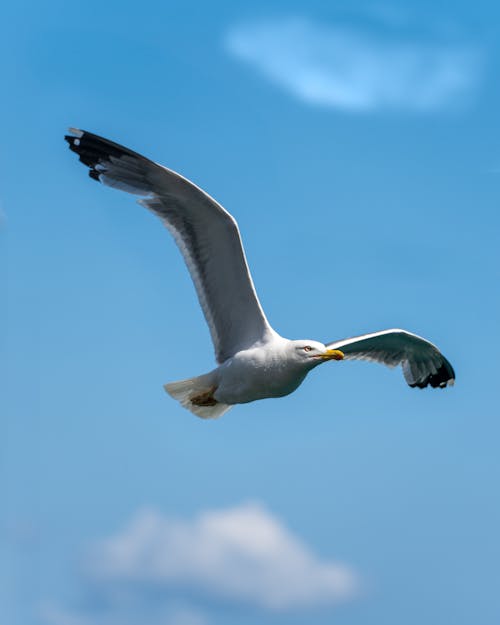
[190,387,218,407]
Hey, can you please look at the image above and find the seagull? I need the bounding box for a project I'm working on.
[65,129,455,418]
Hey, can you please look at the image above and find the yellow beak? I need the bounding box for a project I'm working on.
[320,349,344,361]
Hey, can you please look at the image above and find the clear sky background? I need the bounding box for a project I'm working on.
[2,1,499,624]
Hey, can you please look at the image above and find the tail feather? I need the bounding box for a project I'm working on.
[164,373,232,419]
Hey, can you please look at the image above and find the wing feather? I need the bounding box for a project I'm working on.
[327,329,455,389]
[65,129,275,363]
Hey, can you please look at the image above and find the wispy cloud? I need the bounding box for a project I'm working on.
[225,17,482,113]
[43,503,357,625]
[41,602,207,625]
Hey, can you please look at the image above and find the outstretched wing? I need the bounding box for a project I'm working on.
[65,128,276,363]
[327,329,455,388]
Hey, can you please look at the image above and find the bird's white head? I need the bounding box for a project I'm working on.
[290,340,344,369]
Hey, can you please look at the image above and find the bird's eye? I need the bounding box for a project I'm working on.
[303,346,313,352]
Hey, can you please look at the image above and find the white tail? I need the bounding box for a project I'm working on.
[164,372,233,419]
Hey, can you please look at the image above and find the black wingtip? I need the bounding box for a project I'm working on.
[409,359,455,389]
[65,129,104,182]
[64,127,154,184]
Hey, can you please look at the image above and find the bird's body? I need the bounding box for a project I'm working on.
[215,339,311,404]
[163,337,333,418]
[65,129,455,418]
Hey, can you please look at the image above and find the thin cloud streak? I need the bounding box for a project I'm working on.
[40,602,208,625]
[225,17,482,113]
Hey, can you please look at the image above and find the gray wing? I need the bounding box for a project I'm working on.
[65,128,276,363]
[327,329,455,388]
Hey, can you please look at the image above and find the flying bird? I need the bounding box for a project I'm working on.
[65,129,455,418]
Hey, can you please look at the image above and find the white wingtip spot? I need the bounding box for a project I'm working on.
[68,127,83,138]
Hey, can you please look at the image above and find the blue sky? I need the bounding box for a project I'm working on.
[2,1,499,624]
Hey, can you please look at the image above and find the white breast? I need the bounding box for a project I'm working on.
[214,343,307,405]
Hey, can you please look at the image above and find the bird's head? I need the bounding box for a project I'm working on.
[291,340,344,368]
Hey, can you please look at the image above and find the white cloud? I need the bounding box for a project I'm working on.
[87,502,357,611]
[225,17,482,113]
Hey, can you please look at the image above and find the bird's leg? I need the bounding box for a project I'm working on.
[190,386,218,407]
